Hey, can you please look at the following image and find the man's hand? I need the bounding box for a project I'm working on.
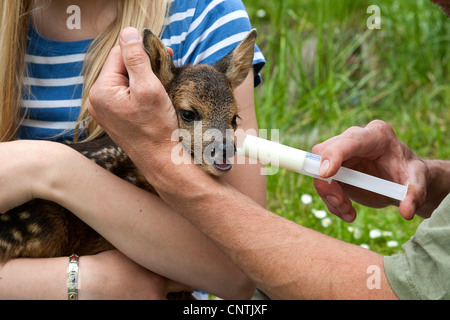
[88,27,178,163]
[312,120,429,222]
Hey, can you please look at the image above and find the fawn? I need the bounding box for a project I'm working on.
[0,28,257,262]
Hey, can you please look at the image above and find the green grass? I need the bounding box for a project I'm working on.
[243,0,450,255]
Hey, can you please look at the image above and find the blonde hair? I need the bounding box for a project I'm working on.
[0,0,170,142]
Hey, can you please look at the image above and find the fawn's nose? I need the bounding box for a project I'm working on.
[211,138,235,159]
[210,138,235,172]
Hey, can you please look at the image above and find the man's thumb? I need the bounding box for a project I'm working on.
[120,26,141,44]
[119,27,152,80]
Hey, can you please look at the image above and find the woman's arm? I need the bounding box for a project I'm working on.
[0,139,254,299]
[0,256,68,299]
[0,250,192,299]
[220,69,267,208]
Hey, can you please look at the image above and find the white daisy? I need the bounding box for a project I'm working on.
[301,194,313,205]
[321,217,332,228]
[387,240,399,248]
[369,229,382,239]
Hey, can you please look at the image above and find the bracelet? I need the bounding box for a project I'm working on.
[67,254,79,300]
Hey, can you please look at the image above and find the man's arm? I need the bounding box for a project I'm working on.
[419,159,450,217]
[130,144,399,299]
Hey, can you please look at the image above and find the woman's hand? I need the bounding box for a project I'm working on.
[312,120,429,222]
[80,250,193,300]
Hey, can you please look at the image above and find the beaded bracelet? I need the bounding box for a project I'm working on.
[67,254,79,300]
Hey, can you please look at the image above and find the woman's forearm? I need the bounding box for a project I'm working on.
[34,143,253,299]
[0,257,67,299]
[0,250,194,300]
[220,70,267,208]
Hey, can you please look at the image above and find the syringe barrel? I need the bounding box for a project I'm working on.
[239,134,307,172]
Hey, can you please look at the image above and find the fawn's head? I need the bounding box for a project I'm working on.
[142,28,257,176]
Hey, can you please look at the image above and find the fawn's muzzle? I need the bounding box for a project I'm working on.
[207,138,236,172]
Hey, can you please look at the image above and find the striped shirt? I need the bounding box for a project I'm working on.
[20,0,265,141]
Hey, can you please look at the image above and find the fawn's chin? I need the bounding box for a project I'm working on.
[214,161,233,172]
[205,162,232,176]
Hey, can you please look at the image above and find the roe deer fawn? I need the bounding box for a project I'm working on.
[0,28,257,262]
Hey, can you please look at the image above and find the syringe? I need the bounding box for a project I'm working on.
[237,135,408,201]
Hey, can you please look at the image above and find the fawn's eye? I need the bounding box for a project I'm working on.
[231,114,241,127]
[180,110,199,122]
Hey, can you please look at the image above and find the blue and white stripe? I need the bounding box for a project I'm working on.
[161,0,265,75]
[21,30,90,140]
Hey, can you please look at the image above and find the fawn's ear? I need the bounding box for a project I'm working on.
[214,29,257,89]
[142,28,175,86]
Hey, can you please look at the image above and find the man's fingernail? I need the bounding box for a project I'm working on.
[319,159,330,177]
[121,27,141,44]
[325,195,340,207]
[341,210,355,222]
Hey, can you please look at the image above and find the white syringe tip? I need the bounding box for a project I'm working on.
[240,135,307,172]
